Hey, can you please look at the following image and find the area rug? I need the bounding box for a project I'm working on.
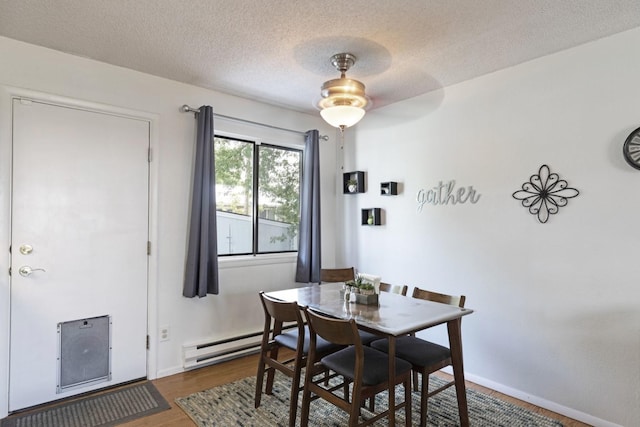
[1,381,170,427]
[175,373,563,426]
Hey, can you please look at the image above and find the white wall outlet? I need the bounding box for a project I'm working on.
[159,325,170,342]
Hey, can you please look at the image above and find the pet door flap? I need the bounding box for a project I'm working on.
[57,315,111,393]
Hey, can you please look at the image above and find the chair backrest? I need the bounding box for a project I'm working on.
[259,291,304,330]
[320,267,355,283]
[411,287,466,308]
[304,307,360,347]
[379,282,408,296]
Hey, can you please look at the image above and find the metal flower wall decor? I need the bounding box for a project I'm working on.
[512,164,579,223]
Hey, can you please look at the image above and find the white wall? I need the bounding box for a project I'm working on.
[0,36,340,418]
[346,28,640,426]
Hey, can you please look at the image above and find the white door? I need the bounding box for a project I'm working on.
[9,99,149,411]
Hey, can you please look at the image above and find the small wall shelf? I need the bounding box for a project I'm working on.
[380,182,398,196]
[343,171,365,194]
[361,208,381,226]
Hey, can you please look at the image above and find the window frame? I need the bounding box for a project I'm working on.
[213,130,304,259]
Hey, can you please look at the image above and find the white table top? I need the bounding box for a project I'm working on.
[265,282,473,336]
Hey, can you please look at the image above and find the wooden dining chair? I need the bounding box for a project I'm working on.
[320,267,355,283]
[255,292,342,427]
[379,282,408,296]
[300,307,412,427]
[370,287,466,427]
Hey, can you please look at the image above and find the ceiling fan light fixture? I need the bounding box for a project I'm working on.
[318,53,370,130]
[320,105,366,129]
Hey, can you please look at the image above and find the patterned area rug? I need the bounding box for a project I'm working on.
[1,381,170,427]
[176,373,563,426]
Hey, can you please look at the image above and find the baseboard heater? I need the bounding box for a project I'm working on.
[182,324,296,370]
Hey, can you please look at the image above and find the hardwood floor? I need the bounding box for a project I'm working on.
[117,353,591,427]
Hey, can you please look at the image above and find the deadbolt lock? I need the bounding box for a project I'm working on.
[19,244,33,255]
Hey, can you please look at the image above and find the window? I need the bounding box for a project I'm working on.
[214,135,302,256]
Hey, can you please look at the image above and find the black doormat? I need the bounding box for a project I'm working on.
[1,381,170,427]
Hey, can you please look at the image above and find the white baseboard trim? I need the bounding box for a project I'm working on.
[458,370,621,427]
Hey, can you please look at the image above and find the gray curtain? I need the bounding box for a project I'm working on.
[295,130,322,283]
[183,105,219,297]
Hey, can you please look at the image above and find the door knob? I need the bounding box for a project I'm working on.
[18,266,46,277]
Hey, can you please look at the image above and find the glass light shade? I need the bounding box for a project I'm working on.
[320,105,366,129]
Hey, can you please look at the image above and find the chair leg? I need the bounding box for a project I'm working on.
[265,346,279,394]
[419,372,429,427]
[404,375,412,427]
[254,354,266,408]
[288,362,303,427]
[348,401,360,427]
[367,396,375,412]
[300,372,313,427]
[413,370,419,392]
[343,376,350,403]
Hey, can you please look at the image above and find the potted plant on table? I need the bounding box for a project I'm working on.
[358,282,375,295]
[343,274,378,304]
[345,273,364,290]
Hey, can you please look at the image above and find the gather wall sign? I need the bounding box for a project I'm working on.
[416,180,481,212]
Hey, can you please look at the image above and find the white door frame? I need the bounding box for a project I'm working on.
[0,86,160,418]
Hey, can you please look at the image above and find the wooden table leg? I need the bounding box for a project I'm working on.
[388,334,396,427]
[448,318,469,427]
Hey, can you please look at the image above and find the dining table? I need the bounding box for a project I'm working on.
[265,282,474,427]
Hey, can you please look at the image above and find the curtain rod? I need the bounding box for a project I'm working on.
[180,105,329,141]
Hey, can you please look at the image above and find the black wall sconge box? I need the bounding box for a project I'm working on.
[343,171,365,194]
[361,208,381,225]
[380,181,398,195]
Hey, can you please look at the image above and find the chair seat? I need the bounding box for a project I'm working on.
[370,336,451,368]
[321,346,412,386]
[275,325,342,354]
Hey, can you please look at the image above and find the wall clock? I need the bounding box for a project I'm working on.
[623,127,640,170]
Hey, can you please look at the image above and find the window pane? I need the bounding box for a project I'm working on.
[214,136,253,255]
[257,145,301,253]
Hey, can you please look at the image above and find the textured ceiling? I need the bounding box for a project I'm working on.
[1,1,640,114]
